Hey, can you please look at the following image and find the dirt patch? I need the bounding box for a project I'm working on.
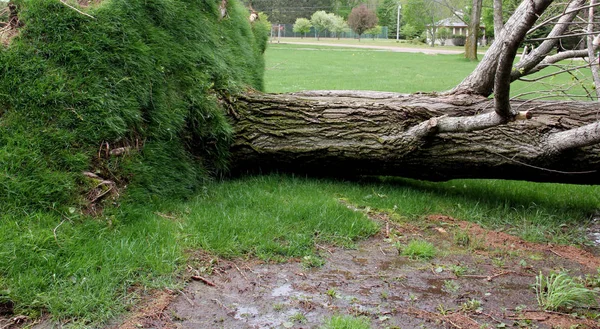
[134,213,600,329]
[112,289,177,329]
[428,215,600,269]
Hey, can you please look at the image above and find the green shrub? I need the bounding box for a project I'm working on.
[451,34,466,46]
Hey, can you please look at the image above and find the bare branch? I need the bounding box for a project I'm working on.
[528,2,600,33]
[518,63,592,81]
[59,0,96,19]
[450,0,555,96]
[587,0,600,99]
[524,49,587,76]
[527,30,600,41]
[546,121,600,153]
[511,0,586,81]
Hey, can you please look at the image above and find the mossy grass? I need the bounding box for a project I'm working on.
[0,0,267,213]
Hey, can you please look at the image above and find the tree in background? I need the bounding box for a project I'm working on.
[347,4,378,40]
[403,0,450,46]
[436,27,451,45]
[377,0,400,38]
[311,10,334,40]
[465,0,483,60]
[293,17,312,38]
[328,13,349,39]
[365,25,383,39]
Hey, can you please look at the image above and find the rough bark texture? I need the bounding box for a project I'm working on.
[465,0,483,60]
[229,90,600,184]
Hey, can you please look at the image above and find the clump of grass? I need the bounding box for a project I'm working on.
[319,315,371,329]
[535,272,598,310]
[302,255,325,269]
[398,239,436,260]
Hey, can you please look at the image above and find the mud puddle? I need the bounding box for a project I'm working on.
[112,214,600,329]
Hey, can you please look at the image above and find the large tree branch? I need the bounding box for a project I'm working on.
[587,0,600,99]
[450,0,555,96]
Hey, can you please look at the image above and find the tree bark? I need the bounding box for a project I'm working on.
[465,0,483,60]
[229,90,600,184]
[493,0,503,37]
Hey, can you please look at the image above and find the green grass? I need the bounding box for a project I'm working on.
[535,272,598,310]
[319,315,372,329]
[0,175,378,324]
[399,239,437,260]
[265,43,592,98]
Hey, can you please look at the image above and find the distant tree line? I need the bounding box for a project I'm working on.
[292,4,379,40]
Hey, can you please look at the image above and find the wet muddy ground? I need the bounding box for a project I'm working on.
[112,213,600,329]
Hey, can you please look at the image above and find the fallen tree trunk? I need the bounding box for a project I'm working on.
[229,90,600,184]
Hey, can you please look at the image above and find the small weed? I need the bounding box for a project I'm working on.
[492,257,506,268]
[450,264,468,276]
[273,303,285,311]
[443,280,460,293]
[437,303,450,315]
[454,230,471,247]
[461,299,483,312]
[326,288,339,299]
[535,272,598,310]
[380,291,389,300]
[302,255,326,269]
[290,312,307,323]
[399,239,436,260]
[319,315,371,329]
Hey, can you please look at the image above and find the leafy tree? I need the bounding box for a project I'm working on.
[377,0,401,38]
[347,4,378,41]
[293,18,312,38]
[436,27,451,45]
[403,0,450,46]
[401,23,420,40]
[365,25,383,39]
[328,14,349,39]
[311,10,334,40]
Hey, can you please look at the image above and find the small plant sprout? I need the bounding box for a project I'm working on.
[450,264,468,276]
[461,299,483,312]
[326,288,338,299]
[289,312,307,323]
[319,315,371,329]
[454,230,471,247]
[399,239,436,260]
[443,280,460,293]
[535,272,598,310]
[302,255,325,269]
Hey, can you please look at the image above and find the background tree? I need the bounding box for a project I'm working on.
[347,4,378,40]
[311,10,334,40]
[377,0,401,38]
[328,13,349,39]
[464,0,483,60]
[436,27,451,45]
[293,17,312,38]
[365,25,383,39]
[242,0,333,24]
[403,0,450,46]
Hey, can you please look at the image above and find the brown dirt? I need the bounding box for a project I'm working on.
[108,213,600,329]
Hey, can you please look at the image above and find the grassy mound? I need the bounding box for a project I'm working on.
[0,0,268,213]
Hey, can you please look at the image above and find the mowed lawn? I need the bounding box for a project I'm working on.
[265,43,593,99]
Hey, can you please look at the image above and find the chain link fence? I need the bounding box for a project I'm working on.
[270,24,389,40]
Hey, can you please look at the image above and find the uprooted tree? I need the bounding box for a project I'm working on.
[230,0,600,184]
[1,0,600,214]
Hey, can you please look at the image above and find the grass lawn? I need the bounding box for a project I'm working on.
[2,41,599,327]
[265,43,593,99]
